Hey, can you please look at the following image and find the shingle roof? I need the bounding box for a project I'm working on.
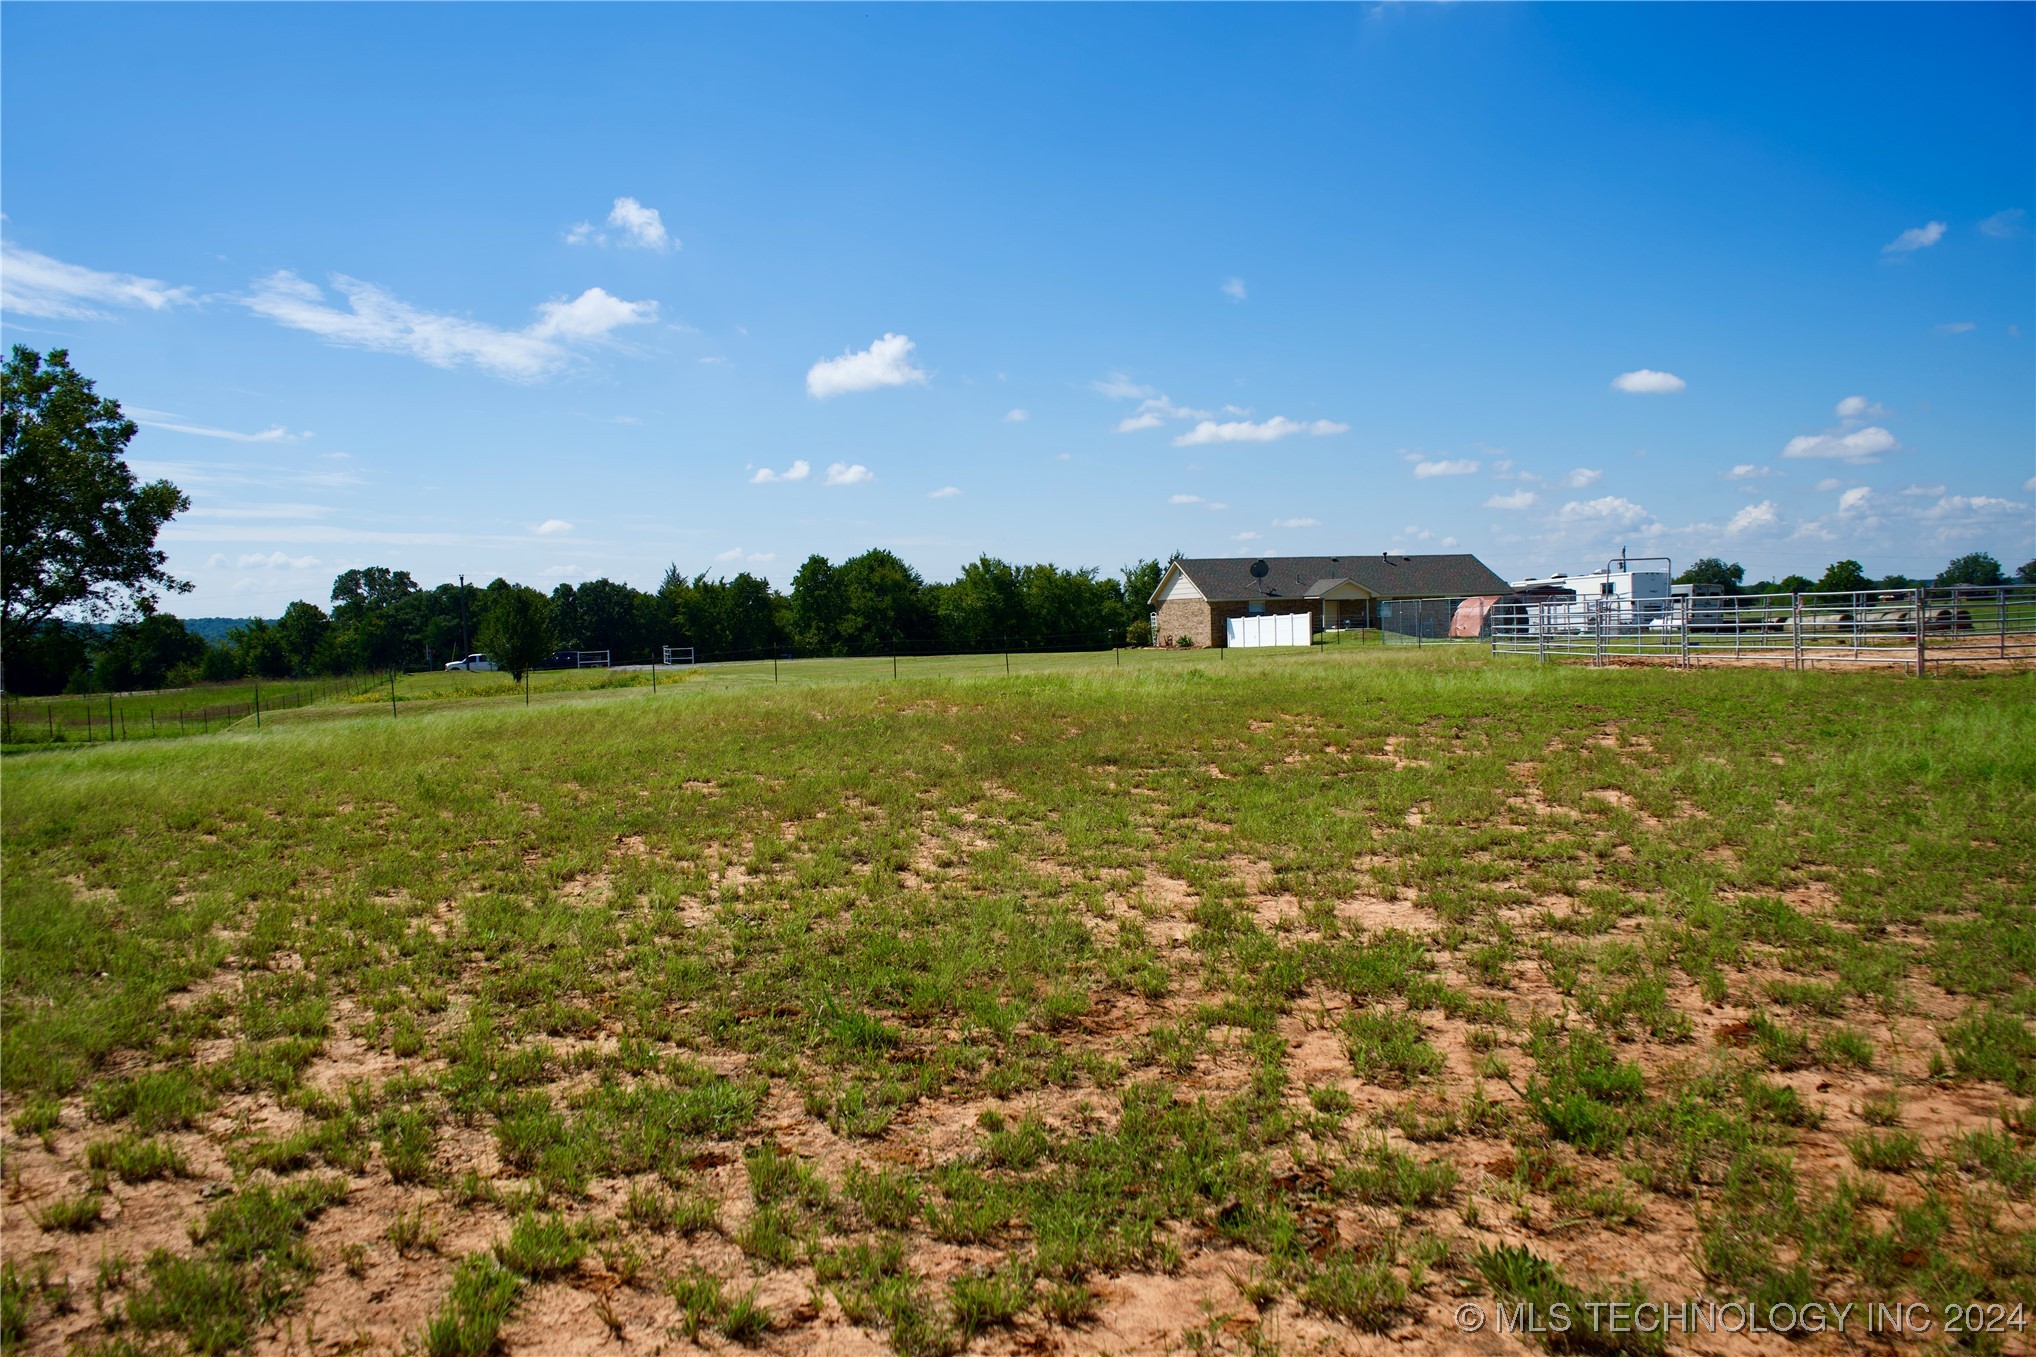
[1158,554,1511,603]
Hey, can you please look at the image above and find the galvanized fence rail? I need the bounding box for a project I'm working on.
[1488,583,2036,672]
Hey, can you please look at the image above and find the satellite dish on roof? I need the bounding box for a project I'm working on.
[1250,559,1269,579]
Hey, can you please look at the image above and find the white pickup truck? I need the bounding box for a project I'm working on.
[445,654,499,672]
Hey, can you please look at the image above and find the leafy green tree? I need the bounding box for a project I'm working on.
[329,566,420,669]
[1675,558,1745,594]
[1,347,190,661]
[3,621,92,696]
[276,601,331,675]
[1937,552,2005,587]
[227,618,292,679]
[478,586,556,681]
[834,549,933,652]
[93,614,207,691]
[572,578,653,661]
[2017,560,2036,586]
[1120,558,1165,613]
[788,555,846,654]
[938,556,1025,650]
[1816,559,1871,593]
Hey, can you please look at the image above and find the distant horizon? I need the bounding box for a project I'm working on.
[96,541,2028,636]
[4,3,2029,616]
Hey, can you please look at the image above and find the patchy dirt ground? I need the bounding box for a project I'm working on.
[5,662,2032,1357]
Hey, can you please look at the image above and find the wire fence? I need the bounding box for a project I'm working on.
[2,673,386,747]
[9,589,2027,748]
[1488,583,2036,671]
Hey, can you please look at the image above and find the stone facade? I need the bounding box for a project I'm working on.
[1155,597,1216,648]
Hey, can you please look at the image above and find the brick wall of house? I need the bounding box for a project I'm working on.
[1155,598,1215,647]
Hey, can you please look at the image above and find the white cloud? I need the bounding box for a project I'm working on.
[533,519,574,536]
[1565,468,1603,489]
[750,459,811,484]
[1835,396,1885,420]
[564,197,677,250]
[607,197,673,250]
[1090,373,1155,401]
[0,239,192,320]
[1559,496,1653,528]
[135,419,308,443]
[235,551,321,569]
[1221,277,1247,302]
[928,486,962,499]
[1837,486,1875,517]
[1118,395,1210,433]
[1724,500,1780,535]
[806,333,928,398]
[1411,457,1479,479]
[1882,221,1946,253]
[1270,517,1320,528]
[746,552,776,563]
[1979,208,2028,239]
[1782,426,1898,463]
[1233,531,1262,541]
[1003,409,1028,423]
[1168,493,1204,505]
[1174,416,1348,447]
[1900,483,1946,497]
[1725,464,1773,480]
[2025,475,2035,493]
[1485,490,1537,510]
[243,272,657,381]
[1815,477,1843,492]
[1936,321,1975,335]
[824,461,874,486]
[713,547,744,562]
[1610,369,1686,394]
[1207,502,1229,511]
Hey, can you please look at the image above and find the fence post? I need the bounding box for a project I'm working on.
[86,699,93,742]
[1914,586,1927,678]
[893,654,898,681]
[2000,587,2008,661]
[1680,597,1691,669]
[254,679,261,729]
[774,657,779,685]
[109,693,116,741]
[1792,594,1803,671]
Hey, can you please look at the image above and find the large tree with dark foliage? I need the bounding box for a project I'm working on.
[478,585,557,681]
[1937,552,2005,587]
[1,346,190,656]
[1675,558,1745,594]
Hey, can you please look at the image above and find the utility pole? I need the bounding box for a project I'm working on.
[458,574,470,659]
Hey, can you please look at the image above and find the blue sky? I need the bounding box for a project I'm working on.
[4,3,2031,616]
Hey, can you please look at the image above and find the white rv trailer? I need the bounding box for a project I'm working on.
[1507,553,1674,635]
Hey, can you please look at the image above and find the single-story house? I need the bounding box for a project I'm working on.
[1148,553,1512,647]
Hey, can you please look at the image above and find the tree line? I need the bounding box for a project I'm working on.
[7,341,2032,696]
[1675,553,2034,597]
[5,553,1170,694]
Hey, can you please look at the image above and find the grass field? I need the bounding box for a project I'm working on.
[3,650,2033,1356]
